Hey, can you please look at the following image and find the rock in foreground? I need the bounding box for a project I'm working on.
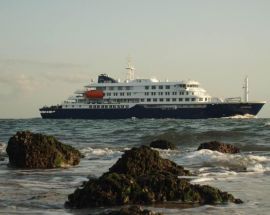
[101,205,163,215]
[197,141,240,154]
[66,146,242,208]
[150,139,176,150]
[6,131,81,168]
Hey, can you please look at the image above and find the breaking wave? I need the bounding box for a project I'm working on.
[80,147,125,159]
[264,122,270,127]
[181,149,270,173]
[0,142,6,155]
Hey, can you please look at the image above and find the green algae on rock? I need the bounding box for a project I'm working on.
[109,145,190,177]
[197,141,240,154]
[6,131,81,168]
[66,146,242,208]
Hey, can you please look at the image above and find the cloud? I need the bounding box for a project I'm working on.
[0,71,91,99]
[41,72,90,84]
[0,73,90,103]
[0,72,42,98]
[0,59,86,70]
[15,74,41,93]
[0,58,91,85]
[0,58,94,102]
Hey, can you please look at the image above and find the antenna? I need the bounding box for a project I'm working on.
[243,76,249,102]
[125,57,135,80]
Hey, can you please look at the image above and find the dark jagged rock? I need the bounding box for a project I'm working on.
[66,146,242,208]
[66,173,141,208]
[197,141,240,154]
[136,172,242,204]
[192,184,243,204]
[150,140,176,150]
[101,205,163,215]
[6,131,81,168]
[109,146,190,177]
[67,172,242,208]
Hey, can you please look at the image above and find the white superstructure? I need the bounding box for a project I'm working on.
[61,64,227,110]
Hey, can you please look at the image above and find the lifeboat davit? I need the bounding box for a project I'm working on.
[85,90,104,99]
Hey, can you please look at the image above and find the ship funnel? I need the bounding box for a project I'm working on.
[243,76,249,102]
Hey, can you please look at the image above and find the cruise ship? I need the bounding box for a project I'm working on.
[40,63,265,119]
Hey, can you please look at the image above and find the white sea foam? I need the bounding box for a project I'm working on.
[0,142,6,154]
[80,147,125,159]
[178,175,216,183]
[190,177,215,183]
[265,122,270,127]
[246,163,270,172]
[222,114,256,119]
[182,149,270,173]
[153,148,179,158]
[198,170,238,178]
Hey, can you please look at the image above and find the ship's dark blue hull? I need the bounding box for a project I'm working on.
[40,103,264,119]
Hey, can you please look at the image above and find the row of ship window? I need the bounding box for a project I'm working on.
[106,91,194,96]
[66,105,129,109]
[65,97,208,109]
[145,85,198,90]
[73,97,208,106]
[145,91,193,96]
[106,92,132,96]
[96,84,198,91]
[140,98,207,102]
[97,86,132,91]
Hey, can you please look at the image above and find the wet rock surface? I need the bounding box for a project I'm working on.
[101,205,163,215]
[6,131,81,168]
[197,141,240,154]
[66,146,242,208]
[150,140,176,150]
[109,146,189,177]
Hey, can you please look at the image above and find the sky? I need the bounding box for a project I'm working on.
[0,0,269,118]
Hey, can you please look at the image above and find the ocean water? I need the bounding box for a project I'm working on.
[0,118,270,215]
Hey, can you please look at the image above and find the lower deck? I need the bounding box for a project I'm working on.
[40,103,264,119]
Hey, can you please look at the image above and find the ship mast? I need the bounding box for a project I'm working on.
[125,58,135,81]
[243,76,249,102]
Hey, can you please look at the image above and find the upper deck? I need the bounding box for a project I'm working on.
[62,74,215,110]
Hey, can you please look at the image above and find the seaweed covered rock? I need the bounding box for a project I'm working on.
[67,172,242,208]
[66,173,141,208]
[192,184,242,204]
[6,131,81,168]
[101,205,163,215]
[150,139,176,150]
[109,146,190,177]
[135,172,242,204]
[197,141,240,154]
[66,146,242,208]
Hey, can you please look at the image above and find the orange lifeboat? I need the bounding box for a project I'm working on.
[85,90,104,99]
